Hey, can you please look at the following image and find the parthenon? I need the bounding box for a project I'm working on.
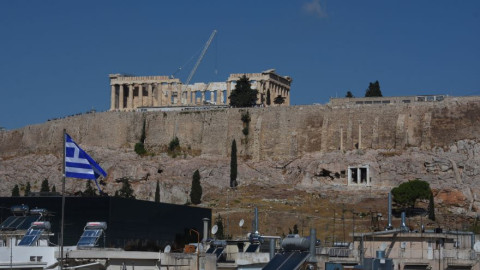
[109,69,292,111]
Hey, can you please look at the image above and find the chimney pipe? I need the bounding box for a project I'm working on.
[269,239,275,260]
[254,207,259,234]
[387,192,393,230]
[308,228,317,263]
[202,218,210,243]
[400,212,408,232]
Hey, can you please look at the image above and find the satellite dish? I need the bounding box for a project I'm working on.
[211,225,218,235]
[474,241,480,252]
[239,219,245,227]
[164,245,171,253]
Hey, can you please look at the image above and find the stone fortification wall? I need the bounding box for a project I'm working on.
[1,96,480,160]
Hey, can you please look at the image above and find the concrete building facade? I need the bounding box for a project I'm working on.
[109,69,292,111]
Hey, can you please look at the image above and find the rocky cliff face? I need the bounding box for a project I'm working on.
[1,97,480,237]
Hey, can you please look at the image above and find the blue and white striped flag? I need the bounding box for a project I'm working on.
[65,133,107,180]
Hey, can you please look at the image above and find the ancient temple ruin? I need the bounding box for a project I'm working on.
[109,69,292,111]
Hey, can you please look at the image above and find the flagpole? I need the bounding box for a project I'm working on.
[60,129,66,270]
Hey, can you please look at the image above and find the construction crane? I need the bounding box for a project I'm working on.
[184,30,217,86]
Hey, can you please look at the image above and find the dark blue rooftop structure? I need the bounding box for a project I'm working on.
[0,196,211,250]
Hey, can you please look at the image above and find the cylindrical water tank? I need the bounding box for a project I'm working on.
[376,250,385,259]
[282,237,310,251]
[85,221,107,230]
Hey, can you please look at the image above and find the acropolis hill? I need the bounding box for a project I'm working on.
[1,95,480,236]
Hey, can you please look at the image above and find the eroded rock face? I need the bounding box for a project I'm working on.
[1,98,480,218]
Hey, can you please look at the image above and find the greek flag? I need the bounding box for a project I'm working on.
[65,133,107,180]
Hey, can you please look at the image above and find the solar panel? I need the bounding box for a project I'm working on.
[262,252,292,270]
[278,251,309,270]
[17,216,40,230]
[262,251,310,270]
[77,229,103,247]
[8,216,27,229]
[18,229,43,246]
[0,216,18,230]
[245,243,259,253]
[214,247,224,258]
[206,246,216,254]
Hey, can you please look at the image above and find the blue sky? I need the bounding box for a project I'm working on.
[1,1,479,130]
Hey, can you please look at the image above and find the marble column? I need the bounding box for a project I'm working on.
[119,84,124,110]
[226,81,231,105]
[110,85,116,110]
[215,89,219,104]
[201,91,205,104]
[148,84,153,107]
[158,83,164,106]
[167,84,172,106]
[128,84,133,110]
[139,84,144,107]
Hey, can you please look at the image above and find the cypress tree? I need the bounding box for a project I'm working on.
[12,185,20,197]
[428,192,436,221]
[229,75,258,107]
[84,180,97,197]
[40,178,50,192]
[51,185,56,193]
[365,80,382,97]
[190,170,202,205]
[154,180,160,203]
[24,182,31,196]
[117,179,135,199]
[215,214,225,239]
[230,139,237,188]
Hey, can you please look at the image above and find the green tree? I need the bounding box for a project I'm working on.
[428,192,436,221]
[266,90,271,105]
[83,180,97,197]
[134,142,147,155]
[391,179,431,210]
[40,178,50,192]
[215,214,225,239]
[154,180,160,203]
[241,111,251,136]
[190,170,202,205]
[168,137,180,152]
[12,185,20,197]
[230,140,238,188]
[134,118,147,155]
[51,185,56,193]
[117,178,135,199]
[293,224,299,234]
[24,182,31,196]
[345,91,354,98]
[365,80,382,97]
[229,75,258,107]
[273,95,286,105]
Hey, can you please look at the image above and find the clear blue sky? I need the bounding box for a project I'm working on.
[1,1,479,130]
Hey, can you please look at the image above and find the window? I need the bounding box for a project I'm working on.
[348,166,370,186]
